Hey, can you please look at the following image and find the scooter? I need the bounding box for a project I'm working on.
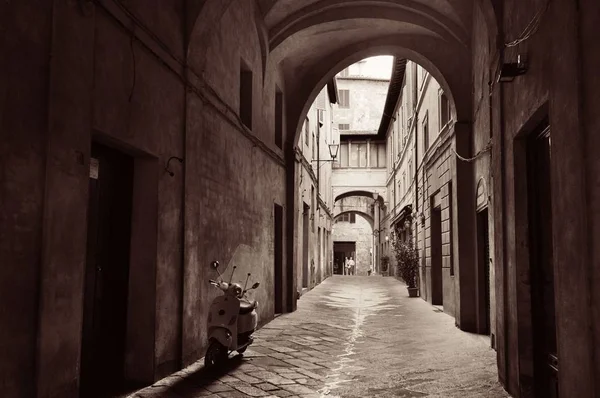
[205,260,260,368]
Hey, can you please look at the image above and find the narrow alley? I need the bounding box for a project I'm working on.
[131,277,507,398]
[4,1,600,397]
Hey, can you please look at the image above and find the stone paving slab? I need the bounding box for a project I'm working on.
[127,276,510,398]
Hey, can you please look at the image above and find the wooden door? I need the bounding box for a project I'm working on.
[528,125,558,397]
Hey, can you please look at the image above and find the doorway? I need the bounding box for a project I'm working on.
[302,203,310,288]
[477,208,491,335]
[81,143,134,396]
[527,125,558,397]
[317,227,322,283]
[430,206,443,306]
[274,204,284,314]
[333,241,356,275]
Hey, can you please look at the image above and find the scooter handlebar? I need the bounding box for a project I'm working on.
[209,280,229,291]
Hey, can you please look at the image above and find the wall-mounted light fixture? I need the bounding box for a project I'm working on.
[165,156,184,177]
[385,235,389,242]
[499,54,528,83]
[311,140,339,165]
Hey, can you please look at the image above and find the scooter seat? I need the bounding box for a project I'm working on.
[239,300,257,315]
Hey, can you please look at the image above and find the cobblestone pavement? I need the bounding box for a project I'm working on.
[128,276,510,398]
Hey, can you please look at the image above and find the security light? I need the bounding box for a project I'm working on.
[499,54,528,83]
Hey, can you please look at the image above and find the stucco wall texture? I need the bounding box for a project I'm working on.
[332,215,374,276]
[2,0,600,397]
[334,78,389,133]
[1,1,287,396]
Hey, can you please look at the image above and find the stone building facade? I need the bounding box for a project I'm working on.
[381,61,495,336]
[295,86,336,294]
[2,1,600,397]
[333,57,391,135]
[331,62,389,277]
[331,214,373,276]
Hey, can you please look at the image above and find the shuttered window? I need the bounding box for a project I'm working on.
[338,89,350,108]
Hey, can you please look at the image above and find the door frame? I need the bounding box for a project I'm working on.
[430,200,443,306]
[83,136,159,388]
[514,118,559,396]
[476,207,491,335]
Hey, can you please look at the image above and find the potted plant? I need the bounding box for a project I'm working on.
[380,255,390,277]
[392,236,419,297]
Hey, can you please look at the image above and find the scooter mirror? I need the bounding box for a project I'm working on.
[210,261,219,269]
[251,282,260,289]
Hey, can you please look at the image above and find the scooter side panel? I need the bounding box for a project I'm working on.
[208,327,233,349]
[238,311,258,334]
[208,295,240,348]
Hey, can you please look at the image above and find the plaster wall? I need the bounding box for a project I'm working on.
[471,0,600,395]
[332,169,387,199]
[332,215,373,276]
[333,196,375,220]
[0,1,289,396]
[383,60,462,322]
[0,2,53,396]
[333,78,389,133]
[295,88,334,294]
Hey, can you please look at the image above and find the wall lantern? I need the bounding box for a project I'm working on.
[372,191,378,200]
[312,140,339,167]
[385,235,389,242]
[499,54,528,83]
[328,142,339,161]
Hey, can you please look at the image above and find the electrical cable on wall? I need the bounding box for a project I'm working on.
[453,140,492,163]
[488,0,551,95]
[505,0,551,48]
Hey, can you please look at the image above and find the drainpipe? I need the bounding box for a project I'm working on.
[413,110,420,292]
[317,113,320,200]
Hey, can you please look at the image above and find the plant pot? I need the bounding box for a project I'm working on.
[407,287,419,297]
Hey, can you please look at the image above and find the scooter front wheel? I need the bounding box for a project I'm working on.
[204,340,228,368]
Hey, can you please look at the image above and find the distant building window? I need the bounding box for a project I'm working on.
[339,68,349,77]
[304,117,309,146]
[275,88,283,149]
[338,89,350,108]
[369,143,387,168]
[440,91,450,128]
[337,213,356,223]
[312,132,315,160]
[339,123,350,130]
[317,91,327,110]
[339,142,349,167]
[423,112,429,152]
[240,59,253,129]
[349,142,367,167]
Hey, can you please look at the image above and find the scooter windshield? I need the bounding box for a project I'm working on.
[219,244,259,287]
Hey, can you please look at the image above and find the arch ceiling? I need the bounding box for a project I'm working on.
[189,0,480,144]
[254,0,476,142]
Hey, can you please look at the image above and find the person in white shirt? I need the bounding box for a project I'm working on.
[347,257,356,275]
